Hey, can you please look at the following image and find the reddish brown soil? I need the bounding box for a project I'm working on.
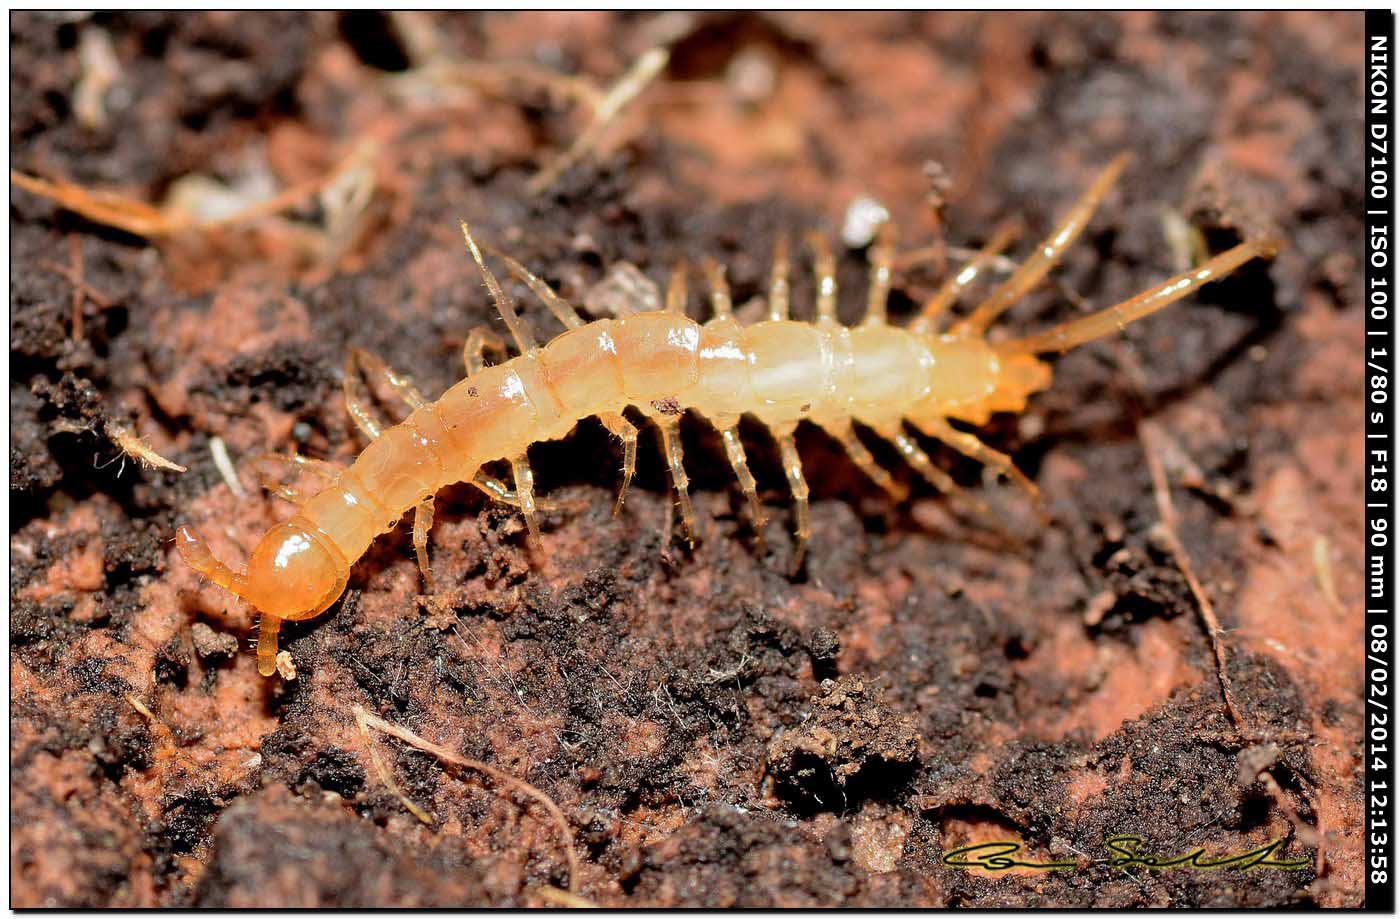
[10,12,1365,907]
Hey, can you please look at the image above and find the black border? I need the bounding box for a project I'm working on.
[1366,7,1396,913]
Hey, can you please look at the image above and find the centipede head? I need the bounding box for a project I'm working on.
[176,523,349,676]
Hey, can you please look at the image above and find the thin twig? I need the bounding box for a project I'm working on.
[1257,767,1326,877]
[1139,421,1248,734]
[528,47,669,194]
[11,141,373,241]
[39,235,114,340]
[1142,423,1327,877]
[351,705,579,892]
[353,706,434,825]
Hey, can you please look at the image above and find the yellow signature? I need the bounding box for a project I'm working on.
[942,835,1310,873]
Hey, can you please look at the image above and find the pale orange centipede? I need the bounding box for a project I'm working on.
[173,153,1281,675]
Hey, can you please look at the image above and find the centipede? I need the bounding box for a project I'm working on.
[174,153,1281,676]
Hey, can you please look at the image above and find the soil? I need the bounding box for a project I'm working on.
[9,11,1366,908]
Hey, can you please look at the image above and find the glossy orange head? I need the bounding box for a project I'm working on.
[240,523,349,621]
[176,521,348,676]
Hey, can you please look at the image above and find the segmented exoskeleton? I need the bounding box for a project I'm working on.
[176,155,1280,675]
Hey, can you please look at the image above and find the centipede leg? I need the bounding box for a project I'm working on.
[654,416,696,544]
[457,328,532,501]
[350,347,427,409]
[509,454,542,550]
[773,428,810,574]
[598,411,638,514]
[249,452,342,504]
[412,498,434,588]
[470,472,574,512]
[481,243,586,330]
[873,426,992,517]
[862,222,894,326]
[716,423,767,541]
[956,153,1130,335]
[702,258,733,320]
[464,325,510,374]
[343,351,385,440]
[342,346,428,447]
[344,348,506,530]
[666,260,689,315]
[461,222,539,354]
[821,421,907,500]
[768,232,791,321]
[805,232,837,326]
[915,418,1044,515]
[909,218,1021,335]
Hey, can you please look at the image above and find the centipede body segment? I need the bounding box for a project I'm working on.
[175,154,1281,676]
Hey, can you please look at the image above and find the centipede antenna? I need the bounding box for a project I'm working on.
[958,153,1130,335]
[1001,238,1282,355]
[912,218,1021,334]
[769,232,791,321]
[806,232,838,326]
[460,222,538,353]
[481,242,585,330]
[666,260,689,315]
[175,525,248,598]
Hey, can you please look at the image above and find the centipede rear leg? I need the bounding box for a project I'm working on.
[872,424,993,518]
[952,153,1129,336]
[908,219,1020,334]
[915,417,1046,520]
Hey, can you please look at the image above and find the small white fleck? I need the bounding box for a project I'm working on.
[842,196,890,248]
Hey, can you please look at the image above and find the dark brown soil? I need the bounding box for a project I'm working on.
[10,12,1365,907]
